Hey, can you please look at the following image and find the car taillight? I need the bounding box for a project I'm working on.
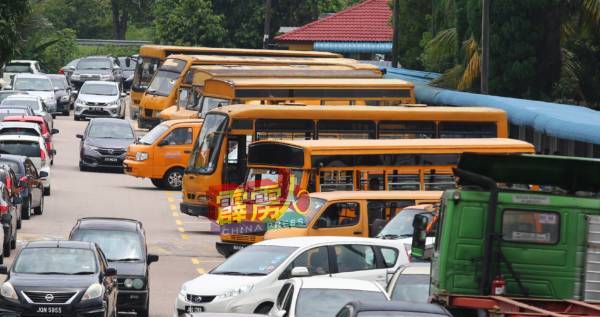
[40,149,46,162]
[58,69,64,74]
[0,204,8,214]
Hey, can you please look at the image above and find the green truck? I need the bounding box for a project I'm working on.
[412,153,600,316]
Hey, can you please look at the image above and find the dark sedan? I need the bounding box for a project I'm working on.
[77,118,136,171]
[0,240,118,317]
[69,217,158,316]
[47,74,72,116]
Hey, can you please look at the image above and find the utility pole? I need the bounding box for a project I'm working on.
[391,0,400,67]
[480,0,490,94]
[263,0,272,49]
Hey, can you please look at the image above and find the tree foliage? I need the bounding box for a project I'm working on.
[0,1,30,65]
[154,0,226,46]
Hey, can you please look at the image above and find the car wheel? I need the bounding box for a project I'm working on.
[3,235,10,257]
[16,215,21,230]
[74,115,81,121]
[43,186,50,196]
[62,109,69,116]
[137,309,148,317]
[79,162,89,172]
[10,232,16,250]
[162,168,184,190]
[51,114,56,119]
[33,195,44,215]
[21,197,31,220]
[150,178,164,189]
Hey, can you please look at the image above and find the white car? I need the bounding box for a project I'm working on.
[74,81,125,120]
[0,122,42,138]
[269,277,389,317]
[0,135,50,195]
[175,236,409,316]
[387,262,430,303]
[1,95,54,130]
[8,74,57,115]
[1,60,42,87]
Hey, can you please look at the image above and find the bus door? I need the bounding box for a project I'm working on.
[222,135,249,186]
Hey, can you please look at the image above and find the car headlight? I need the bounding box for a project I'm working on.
[0,282,17,301]
[135,152,148,161]
[132,278,144,290]
[214,284,253,301]
[60,95,69,102]
[45,97,56,105]
[108,100,119,107]
[84,144,99,152]
[100,74,113,80]
[82,283,104,301]
[75,99,85,106]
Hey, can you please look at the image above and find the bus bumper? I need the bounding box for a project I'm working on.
[215,241,248,258]
[180,202,208,217]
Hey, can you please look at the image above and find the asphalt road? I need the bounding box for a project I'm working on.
[6,110,224,316]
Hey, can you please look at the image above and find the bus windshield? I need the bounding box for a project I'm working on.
[190,114,228,173]
[199,96,230,118]
[146,70,180,96]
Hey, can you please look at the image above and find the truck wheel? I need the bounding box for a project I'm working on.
[162,168,184,190]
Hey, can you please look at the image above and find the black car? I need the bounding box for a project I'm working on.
[0,173,18,259]
[0,240,118,317]
[70,56,124,91]
[336,301,453,317]
[69,218,158,316]
[117,57,135,90]
[47,74,72,116]
[77,118,136,171]
[0,155,45,220]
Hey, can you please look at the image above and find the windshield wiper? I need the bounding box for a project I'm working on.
[109,258,141,262]
[212,271,266,276]
[70,271,95,275]
[378,234,400,239]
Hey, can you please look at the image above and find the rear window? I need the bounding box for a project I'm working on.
[0,141,40,157]
[4,64,32,73]
[502,209,559,244]
[0,128,39,137]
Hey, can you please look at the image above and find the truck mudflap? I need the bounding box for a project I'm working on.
[445,295,600,316]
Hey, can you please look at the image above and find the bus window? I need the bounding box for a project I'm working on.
[318,202,360,228]
[379,121,435,139]
[319,170,354,192]
[438,122,497,138]
[317,121,375,139]
[387,173,421,190]
[423,170,455,190]
[255,119,314,141]
[199,97,231,118]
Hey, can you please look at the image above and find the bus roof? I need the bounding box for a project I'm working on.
[160,118,203,127]
[167,54,369,68]
[309,190,443,201]
[250,138,535,155]
[205,77,413,88]
[457,153,600,192]
[138,45,342,59]
[210,104,507,122]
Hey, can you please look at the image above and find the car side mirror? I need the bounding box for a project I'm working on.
[51,128,59,135]
[105,267,117,277]
[66,66,75,71]
[39,171,48,178]
[411,214,429,259]
[120,92,127,97]
[291,267,309,277]
[76,134,83,139]
[312,218,327,229]
[51,149,56,156]
[3,85,12,90]
[147,254,159,264]
[158,139,169,147]
[54,87,60,91]
[0,266,7,275]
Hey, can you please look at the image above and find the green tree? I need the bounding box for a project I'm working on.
[395,0,431,69]
[154,0,226,46]
[213,0,264,48]
[37,0,113,39]
[0,1,30,65]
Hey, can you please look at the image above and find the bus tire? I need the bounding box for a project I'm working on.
[162,168,184,191]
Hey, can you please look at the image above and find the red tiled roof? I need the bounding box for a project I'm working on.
[275,0,392,42]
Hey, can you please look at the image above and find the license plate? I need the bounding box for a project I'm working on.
[233,244,246,250]
[185,306,204,313]
[93,107,103,111]
[105,157,118,162]
[36,306,62,314]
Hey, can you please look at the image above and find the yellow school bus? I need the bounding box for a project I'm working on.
[130,45,342,118]
[158,64,383,121]
[137,54,376,128]
[178,104,508,219]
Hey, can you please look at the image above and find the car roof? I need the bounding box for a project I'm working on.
[256,236,402,248]
[46,74,67,79]
[346,301,451,315]
[82,80,118,86]
[24,240,94,250]
[0,135,42,142]
[0,122,41,131]
[0,154,28,163]
[4,95,40,101]
[13,73,49,80]
[76,217,141,232]
[0,91,27,95]
[294,277,382,292]
[8,60,37,64]
[90,118,131,126]
[401,262,431,275]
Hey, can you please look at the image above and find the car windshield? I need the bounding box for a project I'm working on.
[199,97,231,118]
[50,77,67,89]
[139,124,169,145]
[14,78,52,91]
[377,210,434,239]
[296,289,387,317]
[88,122,134,139]
[146,70,180,96]
[0,110,27,120]
[0,141,40,157]
[1,99,38,110]
[189,114,227,173]
[72,229,143,262]
[0,127,38,137]
[391,274,430,303]
[13,248,97,274]
[80,84,118,96]
[4,64,31,73]
[77,59,111,70]
[211,245,296,276]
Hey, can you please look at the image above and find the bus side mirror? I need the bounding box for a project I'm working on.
[411,214,429,259]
